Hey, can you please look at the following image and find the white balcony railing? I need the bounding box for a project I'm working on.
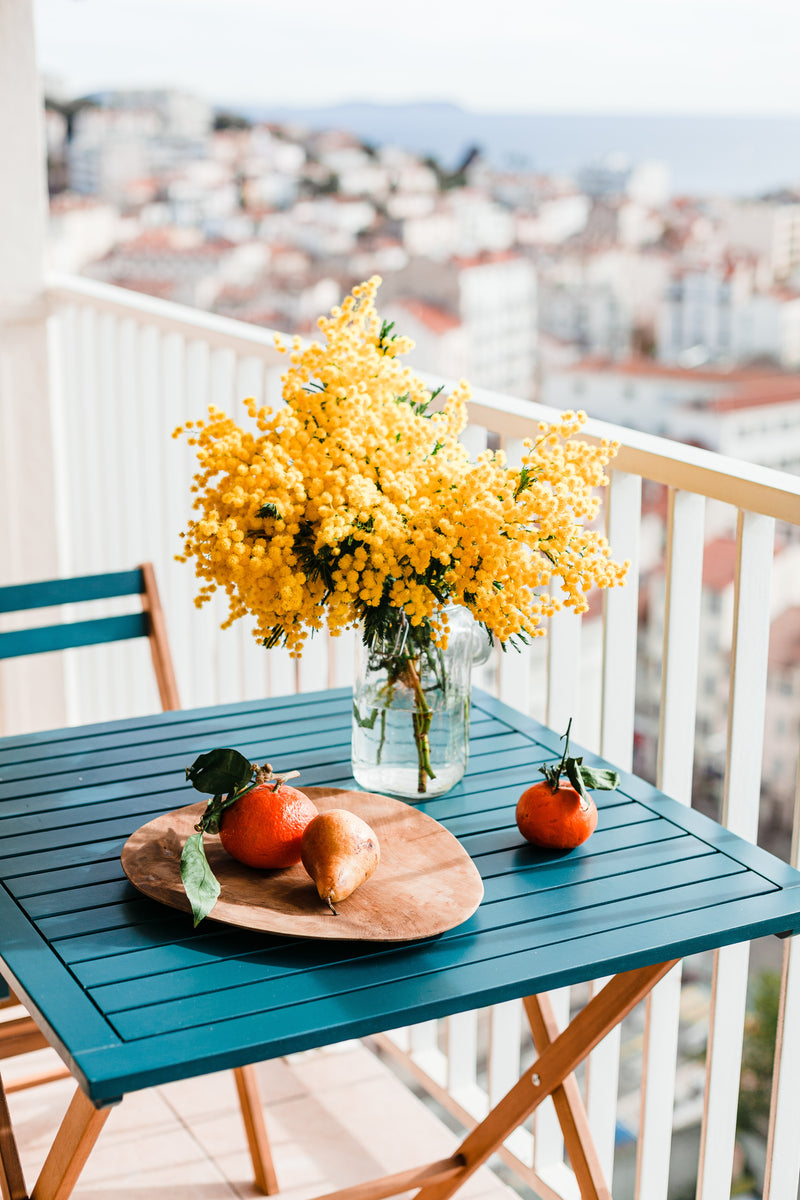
[6,272,800,1200]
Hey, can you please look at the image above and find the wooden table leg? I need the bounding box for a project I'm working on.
[233,1065,279,1194]
[30,1086,111,1200]
[413,960,679,1200]
[0,1070,28,1200]
[524,994,610,1200]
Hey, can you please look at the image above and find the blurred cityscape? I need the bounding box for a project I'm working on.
[43,82,800,843]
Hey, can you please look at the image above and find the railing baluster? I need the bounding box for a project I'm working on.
[330,625,356,689]
[235,354,266,407]
[205,346,244,702]
[636,488,705,1200]
[584,469,642,1184]
[447,1011,486,1118]
[130,320,164,715]
[488,1000,523,1108]
[532,987,570,1182]
[497,436,534,716]
[599,468,641,769]
[51,302,80,727]
[723,510,774,841]
[410,1021,447,1087]
[657,489,706,801]
[116,316,143,569]
[698,509,775,1200]
[182,337,219,706]
[265,645,296,698]
[75,305,109,723]
[296,636,330,694]
[763,765,800,1200]
[161,330,195,705]
[546,608,582,738]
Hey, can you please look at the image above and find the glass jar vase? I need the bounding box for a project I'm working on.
[351,606,489,800]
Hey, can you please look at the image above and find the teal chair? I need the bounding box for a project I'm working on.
[0,565,180,1078]
[0,565,277,1192]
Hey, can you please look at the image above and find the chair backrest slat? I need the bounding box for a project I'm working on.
[0,569,145,615]
[0,563,180,712]
[0,613,149,660]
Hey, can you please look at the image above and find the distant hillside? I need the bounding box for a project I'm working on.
[238,101,800,197]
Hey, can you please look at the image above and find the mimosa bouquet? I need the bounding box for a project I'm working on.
[174,276,626,660]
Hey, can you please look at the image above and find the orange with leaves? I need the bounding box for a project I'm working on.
[180,748,319,925]
[516,721,620,850]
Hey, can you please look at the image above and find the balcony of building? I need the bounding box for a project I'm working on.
[3,4,800,1199]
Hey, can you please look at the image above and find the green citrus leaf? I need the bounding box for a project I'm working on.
[577,766,620,792]
[185,748,253,796]
[565,757,590,802]
[180,832,220,927]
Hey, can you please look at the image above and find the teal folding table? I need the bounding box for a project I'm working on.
[2,688,799,1200]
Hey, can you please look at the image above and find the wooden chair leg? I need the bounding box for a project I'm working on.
[0,1071,28,1200]
[233,1065,279,1195]
[412,960,678,1200]
[523,994,610,1200]
[31,1086,111,1200]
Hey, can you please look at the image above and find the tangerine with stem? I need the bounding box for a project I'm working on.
[219,780,318,869]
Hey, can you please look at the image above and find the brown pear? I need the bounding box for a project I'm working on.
[300,809,380,913]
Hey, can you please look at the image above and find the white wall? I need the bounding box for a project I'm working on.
[0,0,65,730]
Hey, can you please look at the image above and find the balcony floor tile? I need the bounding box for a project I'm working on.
[4,1041,519,1200]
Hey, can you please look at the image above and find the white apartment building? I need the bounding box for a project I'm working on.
[733,289,800,368]
[47,194,122,274]
[211,126,304,212]
[85,228,269,309]
[94,88,212,141]
[538,244,672,359]
[538,277,630,359]
[401,206,460,261]
[317,146,391,199]
[672,376,800,475]
[515,193,590,246]
[576,156,670,208]
[166,161,240,229]
[717,197,800,282]
[658,262,800,368]
[378,252,537,399]
[447,189,517,257]
[400,190,516,262]
[616,200,665,248]
[377,147,438,196]
[458,253,537,395]
[67,92,213,203]
[658,266,741,365]
[257,197,377,257]
[379,297,469,382]
[67,107,157,201]
[543,359,725,432]
[543,359,800,472]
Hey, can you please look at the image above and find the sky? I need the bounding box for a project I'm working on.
[34,0,800,117]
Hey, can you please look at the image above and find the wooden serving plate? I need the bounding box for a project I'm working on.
[121,787,484,942]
